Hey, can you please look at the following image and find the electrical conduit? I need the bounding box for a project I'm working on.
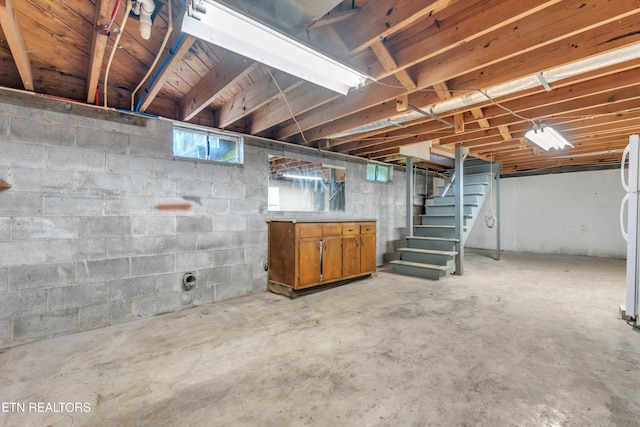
[135,32,186,112]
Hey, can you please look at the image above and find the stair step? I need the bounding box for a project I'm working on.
[421,213,472,217]
[420,213,471,226]
[427,202,479,207]
[391,260,448,270]
[399,247,457,266]
[406,236,458,252]
[399,248,457,256]
[391,260,451,280]
[414,225,465,238]
[408,236,459,242]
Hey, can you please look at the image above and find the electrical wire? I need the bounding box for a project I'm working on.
[372,79,537,125]
[131,0,173,111]
[626,320,640,330]
[104,0,123,34]
[103,0,133,108]
[266,68,310,145]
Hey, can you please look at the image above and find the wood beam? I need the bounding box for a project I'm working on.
[498,125,512,141]
[369,40,416,90]
[218,67,300,129]
[416,1,640,89]
[471,108,491,129]
[86,0,115,103]
[0,0,33,91]
[180,54,256,122]
[308,8,359,29]
[356,0,562,81]
[433,82,452,101]
[304,12,640,144]
[248,83,338,135]
[454,114,464,134]
[335,0,451,54]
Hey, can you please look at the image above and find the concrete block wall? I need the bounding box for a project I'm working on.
[0,95,406,348]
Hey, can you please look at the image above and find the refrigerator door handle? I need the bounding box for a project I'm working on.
[621,143,631,192]
[620,193,629,242]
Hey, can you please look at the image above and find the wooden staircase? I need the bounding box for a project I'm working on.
[391,158,500,280]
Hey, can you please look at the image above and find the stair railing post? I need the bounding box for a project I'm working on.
[454,147,464,275]
[406,156,414,239]
[495,170,501,261]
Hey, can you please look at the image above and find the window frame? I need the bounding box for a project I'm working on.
[366,163,393,183]
[172,124,244,165]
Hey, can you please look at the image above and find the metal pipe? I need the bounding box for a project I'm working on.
[406,156,414,239]
[495,170,501,261]
[454,147,464,275]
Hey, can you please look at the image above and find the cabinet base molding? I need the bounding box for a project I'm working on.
[268,275,372,299]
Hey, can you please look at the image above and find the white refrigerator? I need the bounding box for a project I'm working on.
[620,134,640,325]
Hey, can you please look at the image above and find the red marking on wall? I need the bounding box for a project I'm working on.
[154,204,192,211]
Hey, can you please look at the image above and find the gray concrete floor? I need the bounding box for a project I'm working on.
[1,251,639,427]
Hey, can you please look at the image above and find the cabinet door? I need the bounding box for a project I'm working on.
[342,236,361,277]
[298,238,321,287]
[360,234,376,273]
[322,236,343,282]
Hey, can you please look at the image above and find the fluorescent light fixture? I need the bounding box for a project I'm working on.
[283,173,324,181]
[525,124,574,151]
[182,1,370,95]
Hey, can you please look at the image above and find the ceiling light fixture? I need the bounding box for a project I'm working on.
[283,173,324,181]
[182,0,370,95]
[525,124,573,151]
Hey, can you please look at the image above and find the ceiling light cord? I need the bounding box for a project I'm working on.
[476,89,535,125]
[266,68,310,145]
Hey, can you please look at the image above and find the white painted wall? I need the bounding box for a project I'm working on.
[466,169,627,258]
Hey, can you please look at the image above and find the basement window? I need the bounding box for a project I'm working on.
[366,164,393,182]
[173,125,243,164]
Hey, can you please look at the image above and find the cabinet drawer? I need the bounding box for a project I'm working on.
[298,224,322,238]
[360,223,376,234]
[322,224,342,236]
[342,223,359,235]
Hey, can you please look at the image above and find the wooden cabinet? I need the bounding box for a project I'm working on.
[267,220,376,292]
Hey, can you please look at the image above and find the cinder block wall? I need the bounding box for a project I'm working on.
[0,94,406,348]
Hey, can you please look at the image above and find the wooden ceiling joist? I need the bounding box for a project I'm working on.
[369,39,416,90]
[0,0,33,91]
[218,67,300,129]
[180,53,256,122]
[86,0,116,103]
[336,0,452,54]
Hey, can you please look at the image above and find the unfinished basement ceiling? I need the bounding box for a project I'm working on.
[1,0,640,174]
